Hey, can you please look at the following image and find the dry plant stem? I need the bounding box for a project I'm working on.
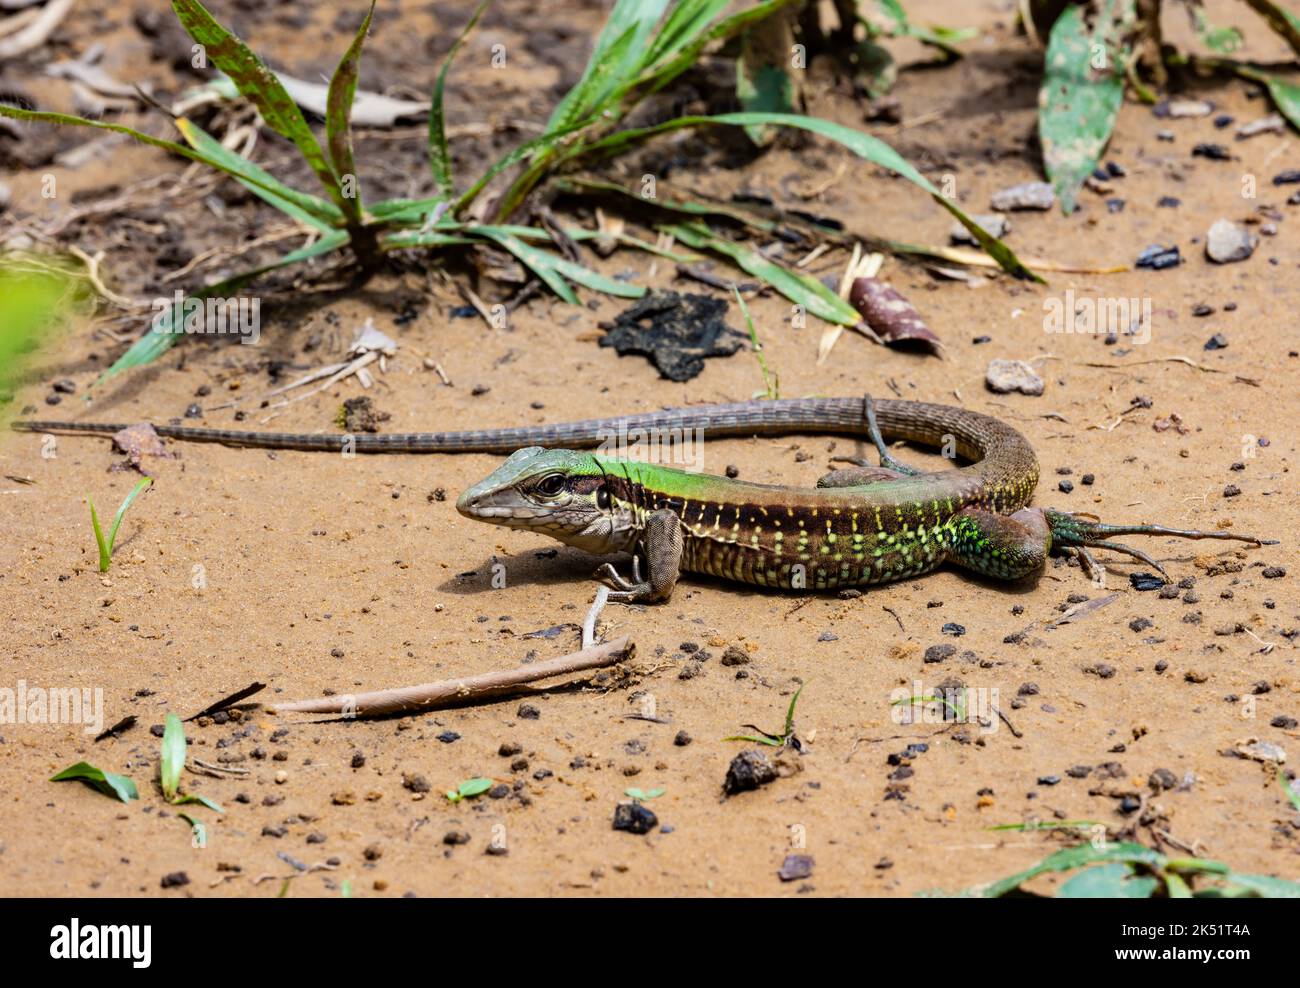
[259,351,381,421]
[65,245,137,307]
[0,0,73,59]
[0,6,40,39]
[271,636,633,717]
[161,224,305,284]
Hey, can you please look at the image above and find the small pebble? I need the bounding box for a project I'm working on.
[985,358,1043,396]
[612,803,658,835]
[777,854,815,882]
[1206,219,1257,263]
[990,182,1054,211]
[1135,244,1181,269]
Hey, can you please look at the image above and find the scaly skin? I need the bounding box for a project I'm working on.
[15,396,1268,601]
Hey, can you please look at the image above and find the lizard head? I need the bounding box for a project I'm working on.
[456,447,634,554]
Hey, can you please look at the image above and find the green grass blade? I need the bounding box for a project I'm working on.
[174,118,342,230]
[88,496,109,572]
[369,196,449,223]
[734,286,778,398]
[1242,0,1300,57]
[783,682,804,736]
[985,820,1101,832]
[171,0,345,211]
[967,841,1164,898]
[722,733,782,746]
[469,227,576,303]
[472,225,644,298]
[667,222,860,325]
[546,0,670,133]
[1213,872,1300,897]
[627,0,798,101]
[1058,863,1157,898]
[160,713,186,801]
[106,477,152,559]
[0,105,342,228]
[550,21,643,135]
[1245,68,1300,133]
[873,0,975,58]
[430,0,491,197]
[557,175,783,232]
[102,230,349,378]
[1038,1,1131,214]
[453,122,587,216]
[643,0,729,68]
[174,792,225,813]
[573,111,1038,280]
[1165,872,1193,898]
[380,230,476,250]
[549,257,644,298]
[51,762,138,803]
[324,0,376,223]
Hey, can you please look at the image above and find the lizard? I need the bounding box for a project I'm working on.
[13,396,1267,604]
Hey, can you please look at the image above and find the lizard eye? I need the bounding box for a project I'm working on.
[536,474,566,497]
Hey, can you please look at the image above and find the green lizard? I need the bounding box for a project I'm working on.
[15,396,1264,603]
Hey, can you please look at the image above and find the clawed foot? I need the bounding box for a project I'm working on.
[1046,509,1271,580]
[594,557,654,603]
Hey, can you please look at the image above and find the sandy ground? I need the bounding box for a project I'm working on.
[0,0,1297,897]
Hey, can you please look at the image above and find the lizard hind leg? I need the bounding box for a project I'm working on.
[865,395,925,476]
[1044,509,1265,578]
[946,506,1052,580]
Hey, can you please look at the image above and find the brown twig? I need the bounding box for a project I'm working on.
[271,637,633,718]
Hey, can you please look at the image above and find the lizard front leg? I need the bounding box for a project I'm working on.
[594,509,683,603]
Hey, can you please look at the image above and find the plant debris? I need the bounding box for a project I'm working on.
[598,291,746,381]
[849,277,941,349]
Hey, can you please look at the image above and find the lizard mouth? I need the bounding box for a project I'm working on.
[456,488,553,523]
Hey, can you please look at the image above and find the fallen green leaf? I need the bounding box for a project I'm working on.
[51,761,138,804]
[624,787,665,801]
[160,713,186,801]
[1038,0,1133,213]
[446,777,494,802]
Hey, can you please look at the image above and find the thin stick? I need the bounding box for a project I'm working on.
[271,636,632,717]
[583,585,610,649]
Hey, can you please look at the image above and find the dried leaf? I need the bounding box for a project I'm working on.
[849,276,941,348]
